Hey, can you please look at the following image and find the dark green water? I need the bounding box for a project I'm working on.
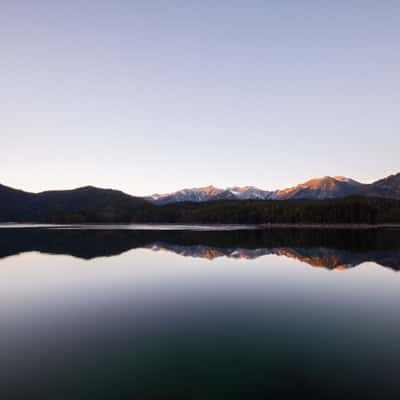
[1,227,400,399]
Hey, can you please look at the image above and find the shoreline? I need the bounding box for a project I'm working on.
[258,223,400,229]
[0,222,399,230]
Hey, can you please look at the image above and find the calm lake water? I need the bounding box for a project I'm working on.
[1,226,400,399]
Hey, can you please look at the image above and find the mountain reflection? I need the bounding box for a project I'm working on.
[1,227,400,270]
[148,243,400,270]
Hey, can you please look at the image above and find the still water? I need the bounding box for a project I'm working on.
[1,226,400,399]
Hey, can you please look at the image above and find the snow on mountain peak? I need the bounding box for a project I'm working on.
[145,173,397,204]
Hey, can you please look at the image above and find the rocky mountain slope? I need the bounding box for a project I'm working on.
[147,173,400,204]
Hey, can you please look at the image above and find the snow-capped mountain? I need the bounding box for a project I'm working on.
[146,186,226,204]
[220,186,273,200]
[146,185,272,204]
[146,173,400,204]
[146,186,273,204]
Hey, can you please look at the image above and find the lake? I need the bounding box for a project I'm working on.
[1,226,400,399]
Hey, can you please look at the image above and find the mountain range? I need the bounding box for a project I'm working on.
[147,173,400,204]
[0,172,399,223]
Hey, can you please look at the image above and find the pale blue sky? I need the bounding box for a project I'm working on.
[1,1,399,195]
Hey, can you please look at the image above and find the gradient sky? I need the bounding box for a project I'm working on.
[1,1,399,195]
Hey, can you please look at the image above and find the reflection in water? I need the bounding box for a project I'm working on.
[1,227,400,399]
[148,243,400,270]
[1,227,400,270]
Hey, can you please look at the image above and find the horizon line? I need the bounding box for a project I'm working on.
[2,171,399,197]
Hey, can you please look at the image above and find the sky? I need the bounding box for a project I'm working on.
[1,1,399,195]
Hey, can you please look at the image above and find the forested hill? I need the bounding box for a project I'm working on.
[1,182,399,224]
[0,184,151,223]
[141,197,400,225]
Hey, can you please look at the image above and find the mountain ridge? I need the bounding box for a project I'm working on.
[0,185,150,222]
[0,172,399,223]
[147,173,400,204]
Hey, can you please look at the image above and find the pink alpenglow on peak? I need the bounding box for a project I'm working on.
[146,173,400,204]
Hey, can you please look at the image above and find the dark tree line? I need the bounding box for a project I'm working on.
[1,183,400,225]
[44,196,400,224]
[145,196,400,225]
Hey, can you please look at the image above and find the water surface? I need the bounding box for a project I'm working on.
[1,226,400,399]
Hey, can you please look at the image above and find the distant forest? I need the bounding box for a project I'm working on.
[1,182,400,225]
[47,197,400,225]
